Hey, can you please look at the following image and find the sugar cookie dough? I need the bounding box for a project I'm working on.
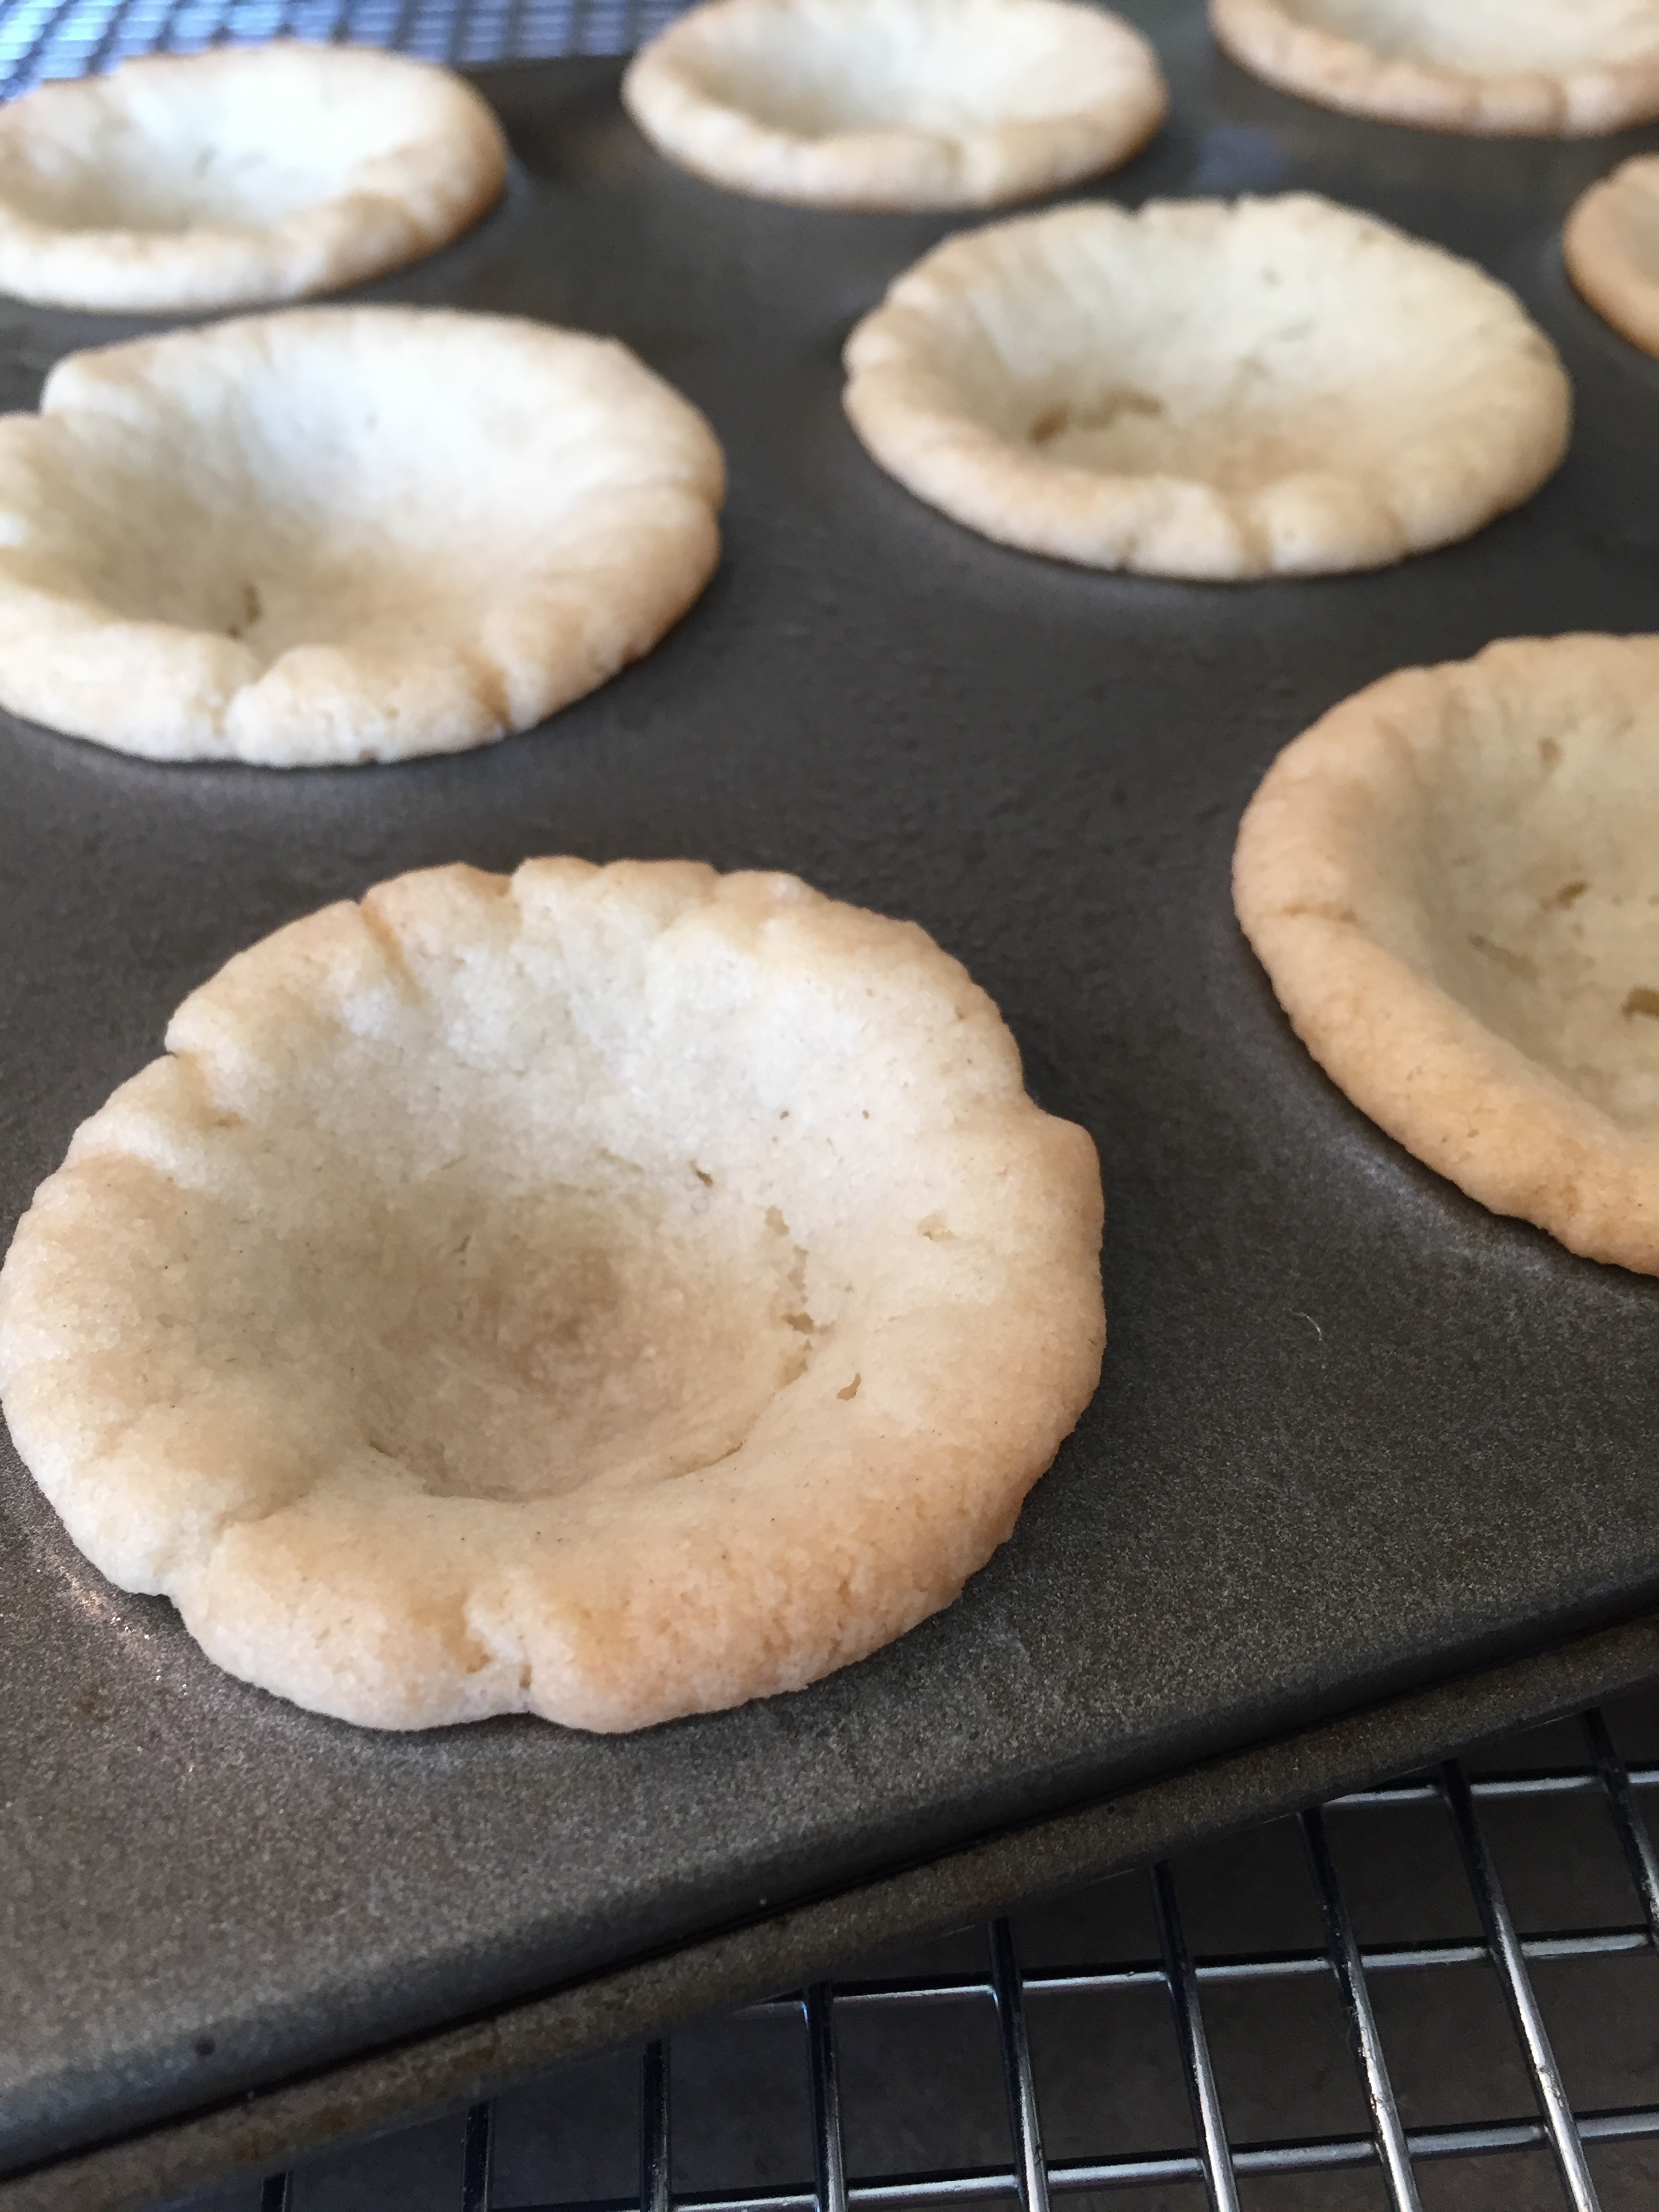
[1234,635,1659,1273]
[842,194,1570,581]
[1210,0,1659,137]
[0,859,1106,1731]
[1565,156,1659,359]
[0,306,724,766]
[621,0,1166,209]
[0,43,509,312]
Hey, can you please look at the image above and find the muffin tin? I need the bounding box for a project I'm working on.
[5,3,1659,2202]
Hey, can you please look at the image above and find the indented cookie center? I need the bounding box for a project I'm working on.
[881,203,1543,512]
[694,7,1088,136]
[281,1169,824,1507]
[72,512,496,669]
[1021,377,1346,492]
[1422,731,1659,1132]
[0,58,458,237]
[41,363,605,668]
[962,289,1399,493]
[1283,0,1659,72]
[9,137,333,234]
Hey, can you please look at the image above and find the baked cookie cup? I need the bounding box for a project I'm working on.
[0,43,508,312]
[0,859,1106,1732]
[621,0,1166,209]
[843,194,1570,581]
[1234,636,1659,1273]
[1210,0,1659,137]
[0,306,724,766]
[1565,156,1659,359]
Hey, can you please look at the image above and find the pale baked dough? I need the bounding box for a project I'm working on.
[1234,636,1659,1273]
[1210,0,1659,136]
[1565,157,1659,359]
[842,194,1570,581]
[621,0,1166,209]
[0,43,509,312]
[0,306,724,766]
[0,859,1106,1732]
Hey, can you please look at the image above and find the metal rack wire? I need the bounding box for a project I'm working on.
[0,0,682,97]
[231,1703,1659,2212]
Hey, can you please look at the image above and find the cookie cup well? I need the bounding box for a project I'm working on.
[0,307,724,766]
[0,44,508,312]
[1234,636,1659,1272]
[1565,156,1659,359]
[621,0,1165,209]
[0,860,1105,1732]
[842,194,1570,581]
[1210,0,1659,137]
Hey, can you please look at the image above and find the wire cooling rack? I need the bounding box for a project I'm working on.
[192,1692,1659,2212]
[0,0,682,95]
